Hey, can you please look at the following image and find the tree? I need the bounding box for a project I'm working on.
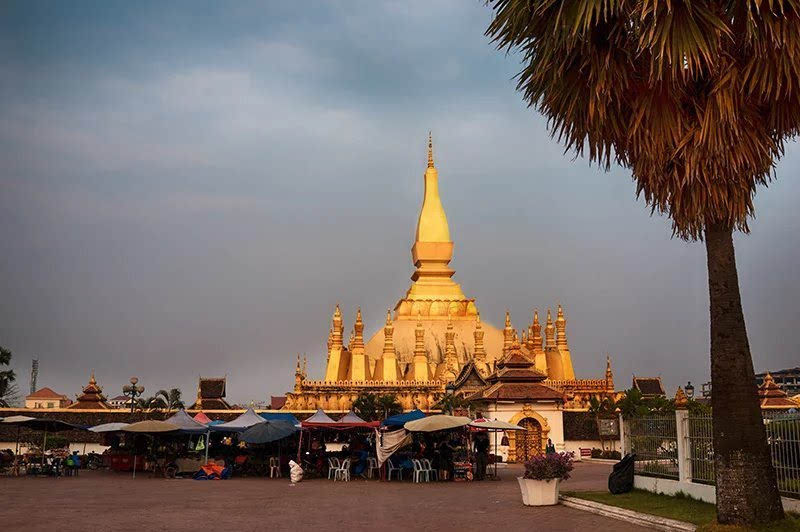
[434,393,472,415]
[376,394,403,419]
[155,388,184,415]
[485,2,798,524]
[352,392,380,421]
[0,346,20,408]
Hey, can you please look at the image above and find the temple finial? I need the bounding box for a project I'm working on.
[427,131,434,168]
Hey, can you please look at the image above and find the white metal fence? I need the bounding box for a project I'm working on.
[625,411,800,499]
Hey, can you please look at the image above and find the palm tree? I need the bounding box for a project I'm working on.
[486,1,799,524]
[155,388,184,415]
[376,394,403,419]
[352,392,380,421]
[0,346,19,408]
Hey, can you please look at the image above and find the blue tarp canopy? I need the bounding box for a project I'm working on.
[381,409,426,427]
[260,412,300,427]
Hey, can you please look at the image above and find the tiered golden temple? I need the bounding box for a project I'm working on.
[282,135,613,412]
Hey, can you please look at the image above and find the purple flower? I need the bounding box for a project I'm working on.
[522,452,574,481]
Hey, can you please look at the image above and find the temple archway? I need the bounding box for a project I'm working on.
[507,407,550,462]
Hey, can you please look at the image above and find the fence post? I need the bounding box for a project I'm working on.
[675,408,691,483]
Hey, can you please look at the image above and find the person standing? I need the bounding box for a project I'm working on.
[545,438,556,455]
[474,434,490,481]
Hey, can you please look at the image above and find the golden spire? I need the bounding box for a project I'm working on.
[474,312,486,362]
[348,330,355,350]
[382,309,395,356]
[404,132,465,304]
[532,309,542,352]
[302,355,307,376]
[89,371,96,385]
[545,308,556,348]
[332,304,343,349]
[352,307,365,351]
[606,354,613,380]
[556,304,568,349]
[295,353,301,374]
[503,310,514,355]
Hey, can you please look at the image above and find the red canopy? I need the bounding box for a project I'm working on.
[193,412,212,424]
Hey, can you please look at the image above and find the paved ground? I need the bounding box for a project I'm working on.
[0,462,648,531]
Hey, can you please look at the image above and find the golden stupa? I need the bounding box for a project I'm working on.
[282,135,612,412]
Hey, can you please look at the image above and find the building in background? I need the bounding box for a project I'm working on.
[632,376,666,399]
[189,376,232,410]
[24,387,71,409]
[108,394,134,409]
[758,373,799,410]
[67,373,112,410]
[756,367,800,396]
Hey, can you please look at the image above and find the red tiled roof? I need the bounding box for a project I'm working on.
[271,396,287,410]
[471,382,565,402]
[26,387,67,400]
[633,377,665,396]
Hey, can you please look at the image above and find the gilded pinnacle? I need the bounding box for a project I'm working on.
[427,131,434,168]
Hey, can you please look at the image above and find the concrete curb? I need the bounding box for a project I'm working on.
[560,495,696,532]
[583,458,619,464]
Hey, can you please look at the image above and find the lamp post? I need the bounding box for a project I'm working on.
[122,377,145,417]
[685,381,695,400]
[445,382,456,415]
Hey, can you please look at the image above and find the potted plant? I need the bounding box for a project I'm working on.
[518,452,574,506]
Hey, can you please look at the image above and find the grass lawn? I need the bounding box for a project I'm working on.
[561,489,800,531]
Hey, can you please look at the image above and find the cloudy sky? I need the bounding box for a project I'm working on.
[1,1,798,405]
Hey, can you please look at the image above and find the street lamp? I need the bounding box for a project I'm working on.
[685,381,695,400]
[122,377,145,416]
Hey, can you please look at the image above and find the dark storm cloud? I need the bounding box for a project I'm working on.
[1,0,797,404]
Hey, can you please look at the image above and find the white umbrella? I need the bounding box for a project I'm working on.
[404,415,472,432]
[89,422,130,433]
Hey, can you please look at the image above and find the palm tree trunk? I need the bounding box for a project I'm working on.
[705,222,783,524]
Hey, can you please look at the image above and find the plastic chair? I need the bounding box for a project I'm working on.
[327,457,340,480]
[412,459,428,483]
[269,457,281,478]
[423,459,437,481]
[334,458,350,482]
[387,459,403,481]
[366,457,378,479]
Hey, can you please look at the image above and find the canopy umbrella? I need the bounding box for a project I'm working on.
[193,412,213,424]
[261,412,300,427]
[121,420,180,479]
[338,411,366,423]
[240,420,297,444]
[0,415,36,424]
[122,420,180,433]
[302,408,337,425]
[1,417,84,467]
[165,410,208,434]
[209,408,265,433]
[89,422,130,433]
[404,415,472,433]
[381,409,426,428]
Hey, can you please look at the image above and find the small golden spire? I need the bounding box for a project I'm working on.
[295,353,301,374]
[89,371,96,385]
[674,387,689,409]
[303,355,307,375]
[505,310,511,328]
[427,131,434,168]
[545,308,556,348]
[385,308,392,325]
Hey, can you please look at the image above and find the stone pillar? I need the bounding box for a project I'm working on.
[619,413,630,455]
[675,408,691,483]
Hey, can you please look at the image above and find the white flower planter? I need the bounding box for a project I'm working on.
[517,477,560,506]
